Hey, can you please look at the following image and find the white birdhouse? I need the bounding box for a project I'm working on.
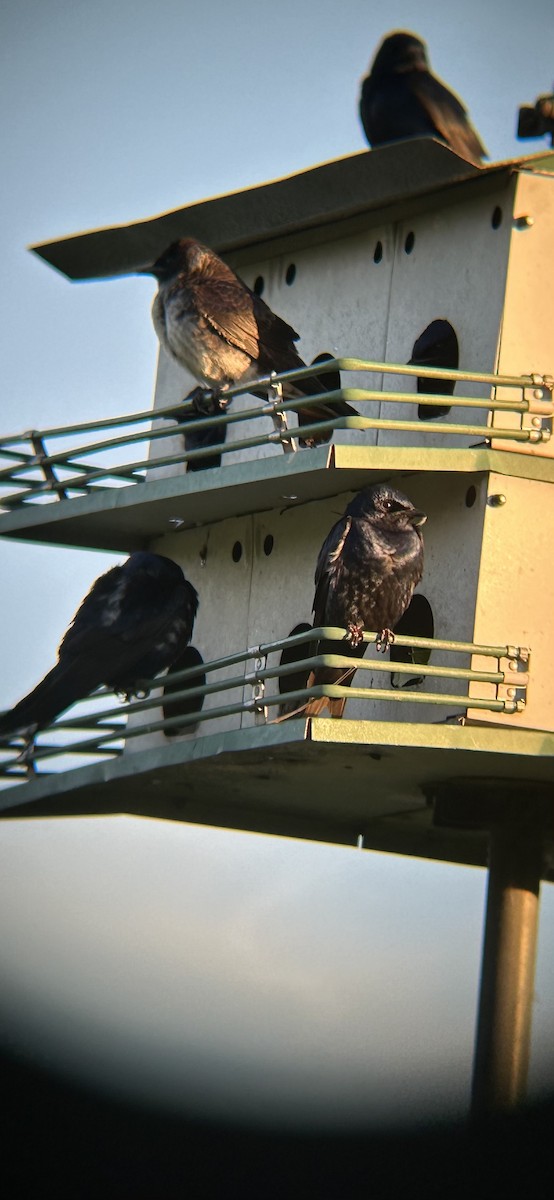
[0,141,553,873]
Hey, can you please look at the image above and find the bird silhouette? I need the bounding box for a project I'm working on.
[304,483,426,718]
[140,238,356,448]
[359,31,487,164]
[0,552,199,740]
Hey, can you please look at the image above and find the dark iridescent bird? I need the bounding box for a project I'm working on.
[359,31,487,164]
[140,238,356,447]
[304,483,426,718]
[0,553,198,740]
[408,319,459,420]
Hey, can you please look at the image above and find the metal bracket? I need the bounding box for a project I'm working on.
[522,374,553,440]
[252,655,268,724]
[267,374,298,454]
[497,653,529,711]
[30,432,68,500]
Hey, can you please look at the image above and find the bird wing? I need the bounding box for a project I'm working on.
[409,72,487,161]
[194,280,260,361]
[0,561,197,737]
[360,74,440,145]
[313,515,352,626]
[195,276,303,366]
[251,293,302,360]
[59,565,137,655]
[59,564,196,687]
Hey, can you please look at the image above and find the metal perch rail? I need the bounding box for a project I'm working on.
[0,358,551,509]
[0,629,529,782]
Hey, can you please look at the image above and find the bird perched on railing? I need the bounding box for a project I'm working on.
[304,483,426,718]
[0,553,199,741]
[139,238,357,448]
[359,31,487,164]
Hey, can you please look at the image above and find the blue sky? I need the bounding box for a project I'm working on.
[0,0,553,1127]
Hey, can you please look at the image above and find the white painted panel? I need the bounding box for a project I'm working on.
[230,228,393,463]
[471,473,554,732]
[379,183,515,448]
[493,172,554,459]
[147,347,194,481]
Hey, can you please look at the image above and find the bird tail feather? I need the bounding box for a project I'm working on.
[273,666,354,722]
[0,659,99,740]
[303,695,348,719]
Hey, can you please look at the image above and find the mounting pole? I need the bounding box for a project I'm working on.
[470,816,543,1118]
[431,781,550,1120]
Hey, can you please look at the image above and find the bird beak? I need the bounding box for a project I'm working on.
[409,511,427,527]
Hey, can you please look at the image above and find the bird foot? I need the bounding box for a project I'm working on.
[299,430,333,450]
[190,386,230,416]
[345,622,364,648]
[376,628,395,653]
[390,672,424,690]
[116,685,150,703]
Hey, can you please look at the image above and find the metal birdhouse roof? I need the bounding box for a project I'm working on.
[29,142,554,282]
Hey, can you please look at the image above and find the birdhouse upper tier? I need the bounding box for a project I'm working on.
[1,140,551,553]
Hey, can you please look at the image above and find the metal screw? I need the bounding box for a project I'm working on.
[509,660,518,671]
[513,215,534,229]
[506,688,516,699]
[531,417,542,428]
[488,494,507,507]
[533,389,544,400]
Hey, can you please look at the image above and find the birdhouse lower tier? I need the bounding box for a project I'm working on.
[133,465,550,740]
[1,464,552,870]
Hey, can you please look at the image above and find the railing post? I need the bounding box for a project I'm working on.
[31,432,68,500]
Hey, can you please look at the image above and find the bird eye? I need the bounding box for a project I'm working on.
[383,498,393,510]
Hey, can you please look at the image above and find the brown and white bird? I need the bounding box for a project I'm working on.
[304,483,426,718]
[359,31,487,164]
[140,238,356,447]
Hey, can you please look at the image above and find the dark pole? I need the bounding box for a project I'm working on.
[471,817,544,1118]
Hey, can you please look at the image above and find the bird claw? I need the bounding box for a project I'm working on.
[345,622,364,648]
[176,386,230,418]
[191,387,219,416]
[116,685,150,703]
[376,629,395,653]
